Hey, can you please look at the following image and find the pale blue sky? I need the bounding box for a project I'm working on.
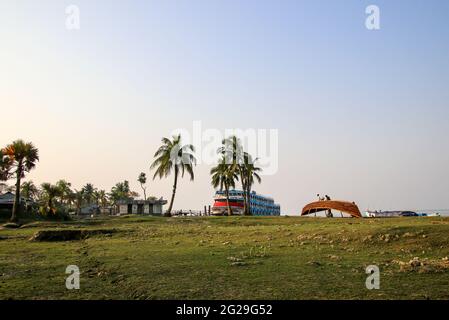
[1,0,449,214]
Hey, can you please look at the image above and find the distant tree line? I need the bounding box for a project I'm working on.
[1,134,263,222]
[0,140,147,222]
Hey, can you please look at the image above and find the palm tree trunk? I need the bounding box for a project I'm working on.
[11,165,22,222]
[166,168,178,217]
[48,198,53,215]
[242,190,247,215]
[239,170,248,216]
[246,185,252,216]
[225,185,232,216]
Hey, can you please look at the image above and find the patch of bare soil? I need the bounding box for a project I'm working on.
[29,229,116,241]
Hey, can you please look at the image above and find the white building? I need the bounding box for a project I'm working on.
[116,198,167,216]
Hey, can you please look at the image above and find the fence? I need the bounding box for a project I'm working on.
[171,209,210,217]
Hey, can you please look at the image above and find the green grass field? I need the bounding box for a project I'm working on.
[1,215,449,300]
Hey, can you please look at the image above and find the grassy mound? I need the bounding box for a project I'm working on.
[1,222,21,229]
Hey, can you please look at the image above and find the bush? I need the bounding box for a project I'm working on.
[0,205,71,222]
[38,206,71,221]
[0,207,37,221]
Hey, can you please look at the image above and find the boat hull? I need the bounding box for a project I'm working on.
[302,200,362,218]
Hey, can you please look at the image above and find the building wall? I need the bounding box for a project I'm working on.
[119,205,128,215]
[118,203,164,215]
[153,204,162,215]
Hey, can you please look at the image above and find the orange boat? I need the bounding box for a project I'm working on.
[301,200,362,218]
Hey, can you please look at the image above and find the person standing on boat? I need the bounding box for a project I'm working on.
[325,195,332,217]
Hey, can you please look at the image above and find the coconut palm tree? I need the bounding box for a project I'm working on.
[41,183,62,215]
[56,180,72,206]
[0,149,11,182]
[243,155,262,215]
[21,181,39,200]
[219,136,259,214]
[217,135,244,167]
[238,153,250,215]
[217,136,263,215]
[72,189,84,215]
[95,189,108,208]
[109,180,132,205]
[151,134,196,217]
[65,190,75,212]
[138,172,147,201]
[210,157,239,216]
[2,140,39,222]
[82,183,96,205]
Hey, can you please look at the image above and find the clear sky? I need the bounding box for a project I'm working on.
[1,0,449,214]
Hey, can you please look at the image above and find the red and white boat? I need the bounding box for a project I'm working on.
[211,193,245,215]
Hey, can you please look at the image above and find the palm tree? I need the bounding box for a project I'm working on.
[210,157,239,216]
[93,189,107,206]
[151,135,196,217]
[218,136,252,214]
[0,149,11,182]
[138,172,147,201]
[65,190,75,211]
[95,189,108,208]
[217,136,263,215]
[238,153,250,215]
[56,180,72,206]
[243,155,262,215]
[21,181,39,200]
[109,180,132,205]
[72,189,84,215]
[217,135,244,167]
[41,183,62,215]
[2,140,39,222]
[81,183,95,205]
